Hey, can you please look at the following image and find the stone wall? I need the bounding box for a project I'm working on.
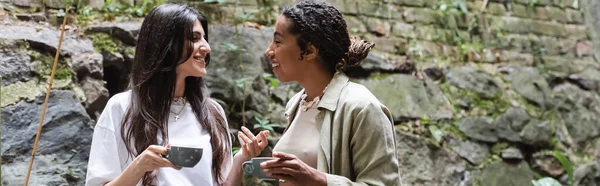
[200,0,600,185]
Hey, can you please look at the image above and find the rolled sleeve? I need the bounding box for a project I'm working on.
[85,126,122,186]
[327,102,401,186]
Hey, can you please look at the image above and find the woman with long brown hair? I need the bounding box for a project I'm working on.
[85,3,268,186]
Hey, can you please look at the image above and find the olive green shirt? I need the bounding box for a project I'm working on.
[284,72,402,186]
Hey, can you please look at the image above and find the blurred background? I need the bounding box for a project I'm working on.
[1,0,600,185]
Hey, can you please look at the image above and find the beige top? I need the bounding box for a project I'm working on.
[273,100,320,170]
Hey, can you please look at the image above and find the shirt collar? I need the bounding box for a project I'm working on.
[317,72,349,111]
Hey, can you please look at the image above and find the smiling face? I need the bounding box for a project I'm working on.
[264,15,308,82]
[176,19,211,78]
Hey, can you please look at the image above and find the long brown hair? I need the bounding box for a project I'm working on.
[120,3,230,185]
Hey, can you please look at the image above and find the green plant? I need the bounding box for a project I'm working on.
[253,115,278,134]
[433,0,468,45]
[76,6,94,26]
[428,125,444,144]
[553,150,574,185]
[90,34,119,53]
[232,146,241,155]
[528,0,539,8]
[97,0,164,22]
[262,73,279,88]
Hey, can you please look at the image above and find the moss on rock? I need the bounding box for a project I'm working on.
[89,33,120,53]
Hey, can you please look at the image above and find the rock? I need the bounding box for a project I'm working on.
[391,22,415,38]
[359,3,400,20]
[102,50,124,65]
[501,148,523,160]
[85,22,142,46]
[102,50,130,97]
[493,107,528,142]
[583,137,600,159]
[423,65,444,81]
[448,138,490,165]
[12,0,43,7]
[519,119,553,146]
[553,83,600,143]
[15,13,47,22]
[568,68,600,92]
[532,153,564,177]
[505,67,554,109]
[360,74,454,120]
[0,49,32,86]
[403,7,437,24]
[1,79,43,107]
[263,103,286,129]
[365,35,405,54]
[576,40,595,57]
[541,56,598,77]
[446,66,501,99]
[204,25,274,128]
[472,161,535,186]
[344,16,367,34]
[270,82,301,105]
[364,19,391,36]
[71,52,103,79]
[459,116,498,142]
[44,0,68,9]
[360,51,415,73]
[1,90,93,186]
[87,0,104,9]
[0,25,94,56]
[572,159,600,186]
[2,154,88,186]
[79,76,109,120]
[585,0,600,61]
[396,130,470,186]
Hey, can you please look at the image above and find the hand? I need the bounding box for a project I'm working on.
[237,126,269,161]
[260,152,327,186]
[131,145,180,175]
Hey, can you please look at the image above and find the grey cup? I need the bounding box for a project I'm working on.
[162,146,203,168]
[242,157,276,180]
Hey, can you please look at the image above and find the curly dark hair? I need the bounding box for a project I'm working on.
[282,0,374,74]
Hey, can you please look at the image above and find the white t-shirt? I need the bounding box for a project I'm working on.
[85,90,232,186]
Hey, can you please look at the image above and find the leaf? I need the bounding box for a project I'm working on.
[262,126,274,132]
[265,124,280,128]
[263,73,279,88]
[458,1,468,13]
[57,9,66,17]
[234,77,249,88]
[223,43,246,52]
[135,8,144,17]
[553,151,574,185]
[439,4,448,11]
[531,177,562,186]
[232,146,241,155]
[428,125,444,143]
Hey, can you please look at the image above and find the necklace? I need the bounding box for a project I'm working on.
[171,97,186,122]
[299,86,328,112]
[300,94,320,112]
